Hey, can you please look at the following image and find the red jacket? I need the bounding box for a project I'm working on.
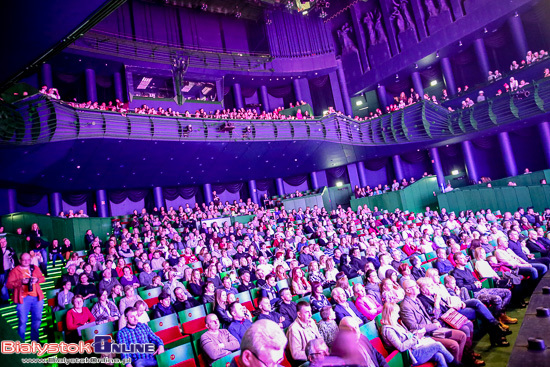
[6,265,45,304]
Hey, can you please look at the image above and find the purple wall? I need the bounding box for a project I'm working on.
[166,196,197,210]
[365,166,389,188]
[283,181,309,194]
[62,200,87,215]
[218,191,240,204]
[110,198,144,216]
[509,126,546,172]
[16,195,49,214]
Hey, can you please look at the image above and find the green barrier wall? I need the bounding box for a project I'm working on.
[437,184,550,213]
[350,176,439,214]
[458,170,550,190]
[281,187,331,211]
[0,213,112,253]
[232,215,256,225]
[327,185,352,211]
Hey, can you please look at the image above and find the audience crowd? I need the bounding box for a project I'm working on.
[3,197,550,367]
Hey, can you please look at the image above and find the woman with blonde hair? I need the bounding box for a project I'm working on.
[380,302,455,367]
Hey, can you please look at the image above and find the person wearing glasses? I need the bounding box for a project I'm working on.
[304,339,329,367]
[231,319,287,367]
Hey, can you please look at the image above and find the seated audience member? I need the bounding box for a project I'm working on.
[230,319,287,367]
[120,266,140,288]
[202,281,217,304]
[117,307,164,367]
[200,314,240,366]
[99,268,121,296]
[364,269,383,304]
[310,282,330,314]
[56,280,74,311]
[451,252,516,325]
[330,317,389,367]
[257,296,284,327]
[380,303,456,367]
[152,291,176,319]
[434,248,454,275]
[164,269,189,302]
[213,288,233,328]
[90,288,120,324]
[188,269,204,297]
[138,263,156,287]
[73,273,97,300]
[332,287,369,326]
[290,267,312,296]
[259,273,280,306]
[400,279,467,363]
[353,283,383,321]
[66,295,96,343]
[227,302,253,343]
[317,306,338,349]
[416,278,483,365]
[298,246,315,267]
[119,285,145,314]
[61,264,79,287]
[278,288,298,328]
[173,287,200,312]
[286,301,321,362]
[507,230,550,270]
[305,339,330,367]
[237,270,255,292]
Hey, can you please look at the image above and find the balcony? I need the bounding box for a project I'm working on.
[2,76,550,146]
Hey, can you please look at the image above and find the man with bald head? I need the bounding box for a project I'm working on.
[7,253,45,341]
[200,314,240,366]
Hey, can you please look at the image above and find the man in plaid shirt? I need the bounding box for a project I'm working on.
[117,307,164,367]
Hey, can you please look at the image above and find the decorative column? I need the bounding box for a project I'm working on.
[276,178,285,197]
[96,189,108,218]
[377,84,388,110]
[357,161,368,188]
[347,163,361,190]
[248,180,258,204]
[41,63,53,88]
[233,83,244,109]
[441,57,457,97]
[310,171,327,190]
[292,78,303,102]
[508,14,528,61]
[429,147,445,191]
[328,71,345,113]
[411,71,423,96]
[538,121,550,168]
[85,68,97,102]
[259,85,270,112]
[153,186,165,209]
[336,59,353,116]
[392,155,404,181]
[461,140,479,184]
[310,172,320,190]
[498,131,518,177]
[473,38,491,81]
[49,192,63,216]
[215,79,224,103]
[7,189,16,214]
[113,71,124,102]
[203,183,213,204]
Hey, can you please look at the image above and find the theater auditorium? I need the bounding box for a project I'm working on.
[1,0,550,366]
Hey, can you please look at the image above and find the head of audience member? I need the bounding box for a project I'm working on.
[305,339,329,365]
[331,287,348,305]
[365,269,380,285]
[205,313,221,334]
[258,297,272,314]
[229,301,246,321]
[280,288,293,304]
[296,301,312,324]
[402,279,420,299]
[239,320,287,367]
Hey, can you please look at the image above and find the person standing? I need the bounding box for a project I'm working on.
[0,237,17,304]
[7,253,45,341]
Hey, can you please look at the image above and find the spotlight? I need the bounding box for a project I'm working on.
[430,80,437,86]
[356,100,363,106]
[201,3,207,10]
[514,11,518,17]
[320,10,327,18]
[484,27,488,33]
[395,73,399,79]
[458,40,462,46]
[235,11,241,18]
[336,182,343,187]
[451,169,459,175]
[414,63,418,69]
[286,1,293,10]
[436,51,440,58]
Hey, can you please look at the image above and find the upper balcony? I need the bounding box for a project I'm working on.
[2,76,550,148]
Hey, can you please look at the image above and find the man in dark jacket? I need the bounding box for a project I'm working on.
[278,288,297,328]
[152,292,176,319]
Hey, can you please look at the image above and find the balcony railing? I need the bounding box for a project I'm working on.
[2,77,550,146]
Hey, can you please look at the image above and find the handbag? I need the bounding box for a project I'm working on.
[501,269,523,285]
[440,308,469,330]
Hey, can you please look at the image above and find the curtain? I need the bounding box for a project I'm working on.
[472,136,496,150]
[483,29,508,49]
[267,84,292,98]
[364,157,389,171]
[452,48,476,65]
[283,175,308,186]
[440,144,461,157]
[96,75,113,89]
[56,73,80,84]
[401,150,428,164]
[62,193,90,206]
[162,187,198,200]
[327,166,346,178]
[309,75,329,88]
[241,87,257,98]
[387,79,413,94]
[256,180,272,191]
[17,191,46,207]
[108,189,150,204]
[212,183,244,194]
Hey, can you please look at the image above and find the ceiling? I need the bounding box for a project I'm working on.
[0,138,433,192]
